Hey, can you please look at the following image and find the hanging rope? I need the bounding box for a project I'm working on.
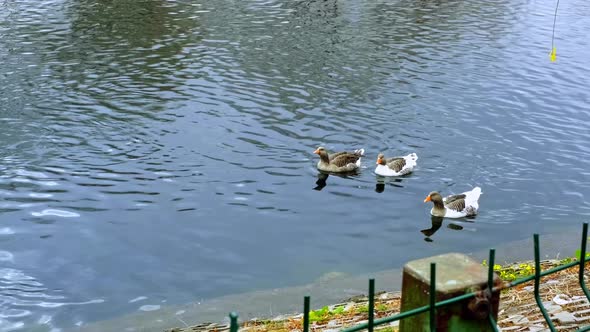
[549,0,560,62]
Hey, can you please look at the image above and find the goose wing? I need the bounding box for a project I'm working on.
[330,152,362,167]
[444,194,466,204]
[328,151,347,160]
[444,196,467,212]
[385,157,406,173]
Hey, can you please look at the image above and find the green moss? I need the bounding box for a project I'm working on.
[308,305,348,322]
[356,305,369,313]
[559,257,575,265]
[482,253,588,282]
[376,303,388,312]
[308,306,330,322]
[332,305,345,315]
[482,259,535,281]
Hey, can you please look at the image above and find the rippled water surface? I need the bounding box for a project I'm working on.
[1,0,590,329]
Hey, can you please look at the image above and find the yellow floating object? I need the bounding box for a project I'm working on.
[549,47,557,62]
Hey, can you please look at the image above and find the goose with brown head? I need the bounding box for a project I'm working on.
[313,146,364,173]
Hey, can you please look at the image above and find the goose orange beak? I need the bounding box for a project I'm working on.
[376,158,382,165]
[424,195,431,203]
[313,149,320,154]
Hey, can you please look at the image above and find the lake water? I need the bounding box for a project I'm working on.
[1,0,590,330]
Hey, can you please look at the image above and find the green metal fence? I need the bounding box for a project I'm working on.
[227,222,590,332]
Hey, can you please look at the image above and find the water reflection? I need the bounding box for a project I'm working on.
[448,223,465,231]
[421,216,444,240]
[374,176,404,193]
[375,182,385,193]
[313,171,360,191]
[314,172,329,191]
[421,216,472,241]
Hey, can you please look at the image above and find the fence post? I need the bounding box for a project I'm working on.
[487,249,500,332]
[429,263,436,332]
[399,253,500,331]
[303,296,310,332]
[368,279,375,332]
[229,312,238,332]
[534,234,556,331]
[579,223,590,301]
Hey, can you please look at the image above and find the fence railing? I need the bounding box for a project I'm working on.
[227,222,590,332]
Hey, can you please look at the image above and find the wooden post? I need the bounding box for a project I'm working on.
[399,253,501,332]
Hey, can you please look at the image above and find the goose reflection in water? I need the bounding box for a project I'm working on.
[314,172,329,191]
[375,176,404,193]
[421,215,466,242]
[313,170,360,191]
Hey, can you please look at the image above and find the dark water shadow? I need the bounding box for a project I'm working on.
[313,170,360,191]
[314,172,329,191]
[421,216,444,240]
[421,215,476,242]
[375,175,404,193]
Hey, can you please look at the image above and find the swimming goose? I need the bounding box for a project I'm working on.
[313,147,364,173]
[375,152,418,176]
[424,187,482,218]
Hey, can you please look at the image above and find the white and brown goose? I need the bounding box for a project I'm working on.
[313,146,364,173]
[423,187,482,218]
[374,152,418,176]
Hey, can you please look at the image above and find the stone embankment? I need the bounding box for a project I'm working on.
[168,260,590,332]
